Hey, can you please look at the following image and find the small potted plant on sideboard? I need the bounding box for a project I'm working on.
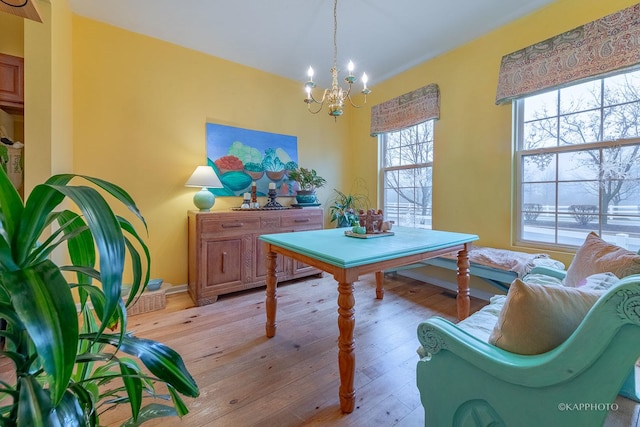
[288,167,326,204]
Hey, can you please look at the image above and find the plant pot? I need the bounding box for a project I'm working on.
[295,190,317,204]
[337,217,351,228]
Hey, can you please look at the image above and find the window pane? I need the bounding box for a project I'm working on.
[523,118,558,149]
[522,182,555,209]
[603,101,640,140]
[603,70,640,107]
[522,153,556,182]
[523,91,557,121]
[385,147,400,167]
[559,80,601,114]
[557,150,599,181]
[558,110,601,145]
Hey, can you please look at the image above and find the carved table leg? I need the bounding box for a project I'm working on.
[375,271,384,299]
[337,280,356,413]
[456,244,471,320]
[265,250,278,337]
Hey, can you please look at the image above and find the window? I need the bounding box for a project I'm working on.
[516,69,640,251]
[380,120,434,229]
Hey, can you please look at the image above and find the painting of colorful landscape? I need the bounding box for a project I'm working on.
[206,123,299,197]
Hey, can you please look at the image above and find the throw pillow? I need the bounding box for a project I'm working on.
[564,232,640,288]
[576,272,620,291]
[488,279,604,355]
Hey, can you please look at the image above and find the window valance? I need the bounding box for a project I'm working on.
[370,83,440,136]
[495,3,640,104]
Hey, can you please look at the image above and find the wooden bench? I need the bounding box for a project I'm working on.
[388,246,564,293]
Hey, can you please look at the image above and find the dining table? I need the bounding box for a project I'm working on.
[259,226,479,413]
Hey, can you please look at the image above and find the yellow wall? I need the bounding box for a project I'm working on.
[0,13,23,56]
[16,0,637,285]
[348,0,638,267]
[71,17,349,285]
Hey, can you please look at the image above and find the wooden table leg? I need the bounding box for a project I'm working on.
[265,250,278,337]
[375,271,384,299]
[337,280,356,413]
[456,244,471,320]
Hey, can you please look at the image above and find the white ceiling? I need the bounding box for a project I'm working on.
[67,0,556,89]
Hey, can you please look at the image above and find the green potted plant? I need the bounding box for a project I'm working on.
[328,186,370,228]
[288,167,327,204]
[0,167,199,426]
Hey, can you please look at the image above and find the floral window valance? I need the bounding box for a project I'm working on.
[495,3,640,104]
[370,83,440,136]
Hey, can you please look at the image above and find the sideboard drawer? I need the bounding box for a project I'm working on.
[281,211,323,228]
[199,217,261,233]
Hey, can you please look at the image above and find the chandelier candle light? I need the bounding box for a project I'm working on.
[304,0,371,118]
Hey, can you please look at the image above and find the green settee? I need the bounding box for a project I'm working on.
[416,232,640,427]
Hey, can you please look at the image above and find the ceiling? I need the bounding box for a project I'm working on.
[67,0,557,89]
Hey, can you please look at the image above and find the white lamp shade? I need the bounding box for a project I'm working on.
[185,166,223,188]
[186,166,223,212]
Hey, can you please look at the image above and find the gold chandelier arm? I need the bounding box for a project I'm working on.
[345,92,368,109]
[305,88,328,113]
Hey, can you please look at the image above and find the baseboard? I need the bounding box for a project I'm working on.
[165,283,188,295]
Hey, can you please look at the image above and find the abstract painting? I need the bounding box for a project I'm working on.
[206,123,298,197]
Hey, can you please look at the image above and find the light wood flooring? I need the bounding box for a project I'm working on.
[99,273,640,426]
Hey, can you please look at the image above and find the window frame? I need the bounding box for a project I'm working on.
[378,120,435,230]
[513,70,640,250]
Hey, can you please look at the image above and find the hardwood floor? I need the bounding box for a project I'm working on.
[99,273,639,427]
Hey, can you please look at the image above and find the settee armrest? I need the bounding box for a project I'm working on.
[418,317,570,388]
[526,265,567,279]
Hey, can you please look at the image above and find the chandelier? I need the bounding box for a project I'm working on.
[304,0,371,118]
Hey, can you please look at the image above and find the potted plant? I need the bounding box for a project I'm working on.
[0,167,199,426]
[288,167,326,204]
[328,185,370,228]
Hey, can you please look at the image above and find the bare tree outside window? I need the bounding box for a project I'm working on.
[517,69,640,250]
[380,121,434,229]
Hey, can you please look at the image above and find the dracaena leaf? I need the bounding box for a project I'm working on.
[4,261,79,405]
[17,376,59,427]
[80,333,199,398]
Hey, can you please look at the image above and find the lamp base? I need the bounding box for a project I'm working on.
[193,187,215,212]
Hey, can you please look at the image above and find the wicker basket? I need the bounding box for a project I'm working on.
[126,288,166,316]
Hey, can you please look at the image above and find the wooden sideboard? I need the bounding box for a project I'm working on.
[187,208,323,305]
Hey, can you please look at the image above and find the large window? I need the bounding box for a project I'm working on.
[380,121,434,229]
[516,69,640,251]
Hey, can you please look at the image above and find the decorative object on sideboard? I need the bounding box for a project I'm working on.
[288,167,326,205]
[251,180,260,208]
[303,0,371,119]
[263,182,284,208]
[185,165,223,212]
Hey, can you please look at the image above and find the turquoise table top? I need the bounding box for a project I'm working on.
[259,226,479,269]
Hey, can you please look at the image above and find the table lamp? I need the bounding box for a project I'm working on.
[185,166,223,211]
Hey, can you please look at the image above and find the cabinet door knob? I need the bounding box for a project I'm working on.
[222,223,243,228]
[294,219,310,223]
